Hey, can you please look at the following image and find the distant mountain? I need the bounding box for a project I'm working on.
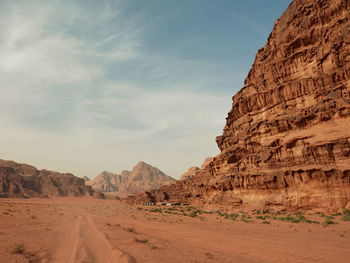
[0,159,96,198]
[87,161,176,196]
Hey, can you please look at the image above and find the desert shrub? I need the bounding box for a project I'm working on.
[305,219,319,224]
[256,216,266,220]
[332,212,342,216]
[343,209,350,216]
[189,211,199,218]
[126,227,135,233]
[323,218,336,226]
[150,208,162,213]
[262,221,270,224]
[241,214,253,223]
[341,215,350,221]
[274,211,283,215]
[12,243,25,254]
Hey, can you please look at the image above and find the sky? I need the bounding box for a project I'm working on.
[0,0,291,179]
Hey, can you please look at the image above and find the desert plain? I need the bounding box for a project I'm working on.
[0,197,349,263]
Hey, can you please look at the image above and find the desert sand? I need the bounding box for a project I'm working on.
[0,198,349,263]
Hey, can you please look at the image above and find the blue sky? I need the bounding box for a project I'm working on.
[0,0,291,179]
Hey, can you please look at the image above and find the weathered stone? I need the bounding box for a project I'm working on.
[135,0,350,212]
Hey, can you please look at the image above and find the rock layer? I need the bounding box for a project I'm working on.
[140,0,350,211]
[0,159,95,198]
[87,161,176,196]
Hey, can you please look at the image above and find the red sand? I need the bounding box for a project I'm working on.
[0,198,349,263]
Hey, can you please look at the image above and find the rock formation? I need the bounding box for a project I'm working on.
[82,176,90,182]
[87,161,176,197]
[0,159,96,198]
[179,158,214,180]
[180,167,200,181]
[137,0,350,212]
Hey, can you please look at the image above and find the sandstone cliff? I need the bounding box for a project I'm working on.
[179,167,200,181]
[138,0,350,212]
[87,161,176,196]
[0,159,96,198]
[179,157,214,180]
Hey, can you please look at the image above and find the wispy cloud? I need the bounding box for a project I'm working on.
[0,0,241,178]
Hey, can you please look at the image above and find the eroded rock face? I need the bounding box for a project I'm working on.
[87,161,176,196]
[0,159,95,198]
[179,167,200,180]
[140,0,350,212]
[83,176,91,182]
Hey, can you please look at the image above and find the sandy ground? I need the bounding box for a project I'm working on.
[0,198,349,263]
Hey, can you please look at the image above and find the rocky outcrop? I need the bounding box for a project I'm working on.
[0,159,96,198]
[138,0,350,212]
[179,167,200,181]
[82,176,90,182]
[87,162,176,197]
[179,158,214,180]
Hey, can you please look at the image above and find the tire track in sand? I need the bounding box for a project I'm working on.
[53,211,134,263]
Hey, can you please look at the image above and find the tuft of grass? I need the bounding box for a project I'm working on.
[332,212,342,216]
[188,211,199,218]
[126,227,135,233]
[341,215,350,221]
[225,213,239,221]
[343,209,350,216]
[12,243,25,254]
[323,218,336,226]
[262,221,270,224]
[149,208,162,213]
[241,214,253,223]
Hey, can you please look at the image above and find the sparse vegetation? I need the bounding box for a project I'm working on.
[341,215,350,221]
[188,211,199,218]
[126,227,135,233]
[241,213,254,223]
[323,216,336,226]
[12,243,25,254]
[262,221,270,224]
[149,208,162,213]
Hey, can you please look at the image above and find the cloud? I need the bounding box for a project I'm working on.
[0,0,239,179]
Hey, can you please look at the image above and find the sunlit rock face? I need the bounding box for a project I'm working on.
[0,159,95,198]
[138,0,350,212]
[87,161,176,196]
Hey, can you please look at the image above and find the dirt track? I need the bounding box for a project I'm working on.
[0,198,349,263]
